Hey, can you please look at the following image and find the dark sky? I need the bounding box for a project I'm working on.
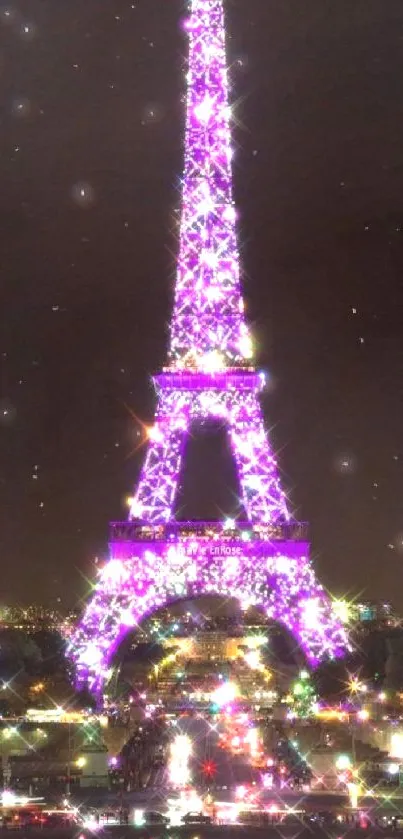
[1,0,403,608]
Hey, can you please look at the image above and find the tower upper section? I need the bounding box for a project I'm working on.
[168,0,253,373]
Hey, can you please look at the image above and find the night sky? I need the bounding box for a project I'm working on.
[2,0,403,608]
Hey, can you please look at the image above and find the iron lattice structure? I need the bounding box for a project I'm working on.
[69,0,348,697]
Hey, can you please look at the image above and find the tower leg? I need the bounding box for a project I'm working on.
[228,392,289,523]
[130,392,189,523]
[71,547,348,697]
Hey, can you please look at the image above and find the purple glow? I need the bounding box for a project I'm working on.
[71,532,347,695]
[130,379,289,524]
[169,0,248,370]
[68,0,348,696]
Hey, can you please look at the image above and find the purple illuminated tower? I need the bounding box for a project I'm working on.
[69,0,348,696]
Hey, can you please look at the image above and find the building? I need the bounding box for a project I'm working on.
[352,602,396,627]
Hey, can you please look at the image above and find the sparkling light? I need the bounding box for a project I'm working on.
[169,0,246,368]
[169,734,192,787]
[68,0,348,696]
[244,650,262,670]
[213,681,238,706]
[332,598,351,624]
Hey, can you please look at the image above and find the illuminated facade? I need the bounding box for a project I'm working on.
[69,0,348,696]
[164,632,242,662]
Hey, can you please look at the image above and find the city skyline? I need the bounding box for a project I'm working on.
[2,0,403,606]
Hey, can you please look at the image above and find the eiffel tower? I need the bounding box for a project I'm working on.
[69,0,347,696]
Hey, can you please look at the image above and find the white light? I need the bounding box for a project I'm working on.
[200,350,225,373]
[239,333,254,359]
[391,733,403,759]
[169,734,192,787]
[301,598,322,630]
[129,498,143,518]
[194,95,214,124]
[121,609,135,626]
[81,643,102,668]
[335,754,351,771]
[205,286,222,302]
[2,791,17,806]
[133,809,145,826]
[147,424,163,443]
[244,650,261,670]
[212,681,238,706]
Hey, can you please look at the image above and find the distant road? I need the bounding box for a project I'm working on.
[173,715,261,789]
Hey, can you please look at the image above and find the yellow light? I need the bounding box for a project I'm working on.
[239,332,254,359]
[315,708,347,721]
[146,425,163,443]
[76,757,87,768]
[349,677,360,694]
[332,599,351,624]
[244,635,267,650]
[390,733,403,760]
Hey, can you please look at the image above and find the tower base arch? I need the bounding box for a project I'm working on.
[69,524,348,698]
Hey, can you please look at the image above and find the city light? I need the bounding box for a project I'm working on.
[335,754,351,771]
[212,681,238,707]
[244,635,267,649]
[133,810,145,827]
[244,650,262,671]
[332,599,352,624]
[1,792,17,807]
[347,781,361,810]
[168,734,192,787]
[390,733,403,760]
